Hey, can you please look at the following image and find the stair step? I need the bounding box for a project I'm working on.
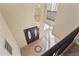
[63,43,79,56]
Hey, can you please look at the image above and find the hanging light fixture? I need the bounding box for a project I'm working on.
[34,4,42,22]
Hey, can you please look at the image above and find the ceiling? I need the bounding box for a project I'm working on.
[0,4,46,48]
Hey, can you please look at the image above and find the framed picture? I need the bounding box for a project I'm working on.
[5,40,12,55]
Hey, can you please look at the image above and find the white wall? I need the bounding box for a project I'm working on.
[0,11,21,56]
[53,4,77,39]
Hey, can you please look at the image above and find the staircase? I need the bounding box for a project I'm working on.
[42,27,79,56]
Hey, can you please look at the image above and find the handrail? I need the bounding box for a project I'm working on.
[42,27,79,56]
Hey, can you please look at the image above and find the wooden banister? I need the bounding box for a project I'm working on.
[42,27,79,56]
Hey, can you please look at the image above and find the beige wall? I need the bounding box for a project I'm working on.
[0,4,47,55]
[0,4,47,48]
[53,4,77,39]
[0,11,21,56]
[73,4,79,44]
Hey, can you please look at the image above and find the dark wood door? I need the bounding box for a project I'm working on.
[24,26,39,44]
